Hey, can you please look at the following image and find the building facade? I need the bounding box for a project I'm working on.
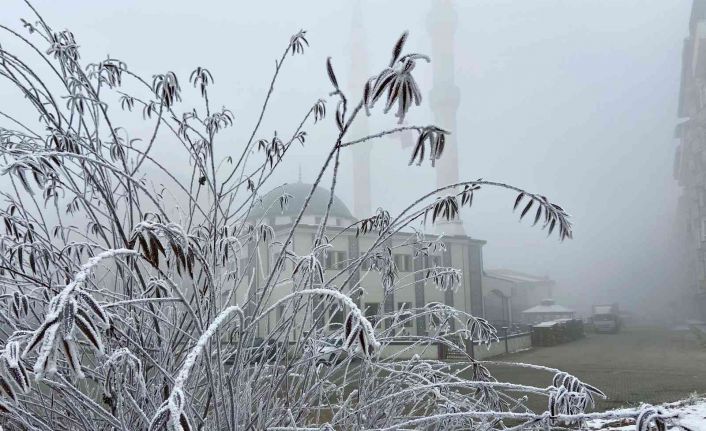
[674,0,706,320]
[482,269,555,328]
[243,182,486,341]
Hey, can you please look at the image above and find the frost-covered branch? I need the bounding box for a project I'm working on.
[0,6,593,430]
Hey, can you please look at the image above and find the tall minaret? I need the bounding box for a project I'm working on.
[427,0,465,236]
[350,0,373,218]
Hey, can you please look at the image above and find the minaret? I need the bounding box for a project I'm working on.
[349,0,373,219]
[427,0,465,236]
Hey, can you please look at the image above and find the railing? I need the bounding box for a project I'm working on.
[443,328,533,360]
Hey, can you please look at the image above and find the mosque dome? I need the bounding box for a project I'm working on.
[247,182,354,223]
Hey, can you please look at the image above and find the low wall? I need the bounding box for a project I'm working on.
[472,332,532,360]
[376,332,533,360]
[378,342,439,360]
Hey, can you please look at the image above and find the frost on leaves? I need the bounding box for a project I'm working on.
[19,250,133,380]
[364,31,430,124]
[0,8,629,431]
[0,342,30,404]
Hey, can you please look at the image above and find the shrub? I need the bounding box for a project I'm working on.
[0,4,679,431]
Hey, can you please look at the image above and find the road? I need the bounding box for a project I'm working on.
[475,326,706,411]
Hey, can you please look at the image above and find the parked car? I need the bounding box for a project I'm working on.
[225,337,286,364]
[247,337,279,363]
[313,336,346,366]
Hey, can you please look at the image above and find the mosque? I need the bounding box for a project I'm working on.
[239,0,552,356]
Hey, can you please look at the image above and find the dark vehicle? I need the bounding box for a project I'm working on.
[313,336,346,366]
[225,337,286,364]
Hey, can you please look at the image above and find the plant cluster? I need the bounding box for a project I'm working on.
[0,3,686,431]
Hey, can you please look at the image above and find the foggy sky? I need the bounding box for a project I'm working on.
[1,0,691,317]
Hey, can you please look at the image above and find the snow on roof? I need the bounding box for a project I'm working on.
[484,269,554,285]
[521,299,574,315]
[533,321,558,327]
[533,318,573,327]
[593,305,614,314]
[247,182,353,221]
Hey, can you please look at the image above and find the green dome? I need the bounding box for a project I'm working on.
[248,182,353,221]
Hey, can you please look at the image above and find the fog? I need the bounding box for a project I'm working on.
[0,0,690,319]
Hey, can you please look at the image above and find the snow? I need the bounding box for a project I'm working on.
[586,397,706,430]
[678,400,706,430]
[484,269,552,284]
[522,302,574,314]
[593,305,614,315]
[533,318,573,327]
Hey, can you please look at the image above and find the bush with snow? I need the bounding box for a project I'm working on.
[0,4,690,430]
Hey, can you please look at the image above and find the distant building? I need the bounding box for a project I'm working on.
[237,0,490,346]
[674,0,706,320]
[521,299,575,325]
[482,269,555,327]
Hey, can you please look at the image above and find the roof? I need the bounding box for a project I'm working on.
[247,182,354,221]
[484,269,554,285]
[593,305,614,315]
[533,319,572,327]
[522,299,574,315]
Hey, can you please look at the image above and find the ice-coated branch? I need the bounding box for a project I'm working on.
[21,249,137,379]
[173,305,244,390]
[73,248,138,284]
[0,6,596,430]
[148,306,243,431]
[339,125,439,148]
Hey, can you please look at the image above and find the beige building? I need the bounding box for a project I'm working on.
[482,269,555,328]
[244,182,486,341]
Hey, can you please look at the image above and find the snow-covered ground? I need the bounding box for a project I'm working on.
[587,397,706,430]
